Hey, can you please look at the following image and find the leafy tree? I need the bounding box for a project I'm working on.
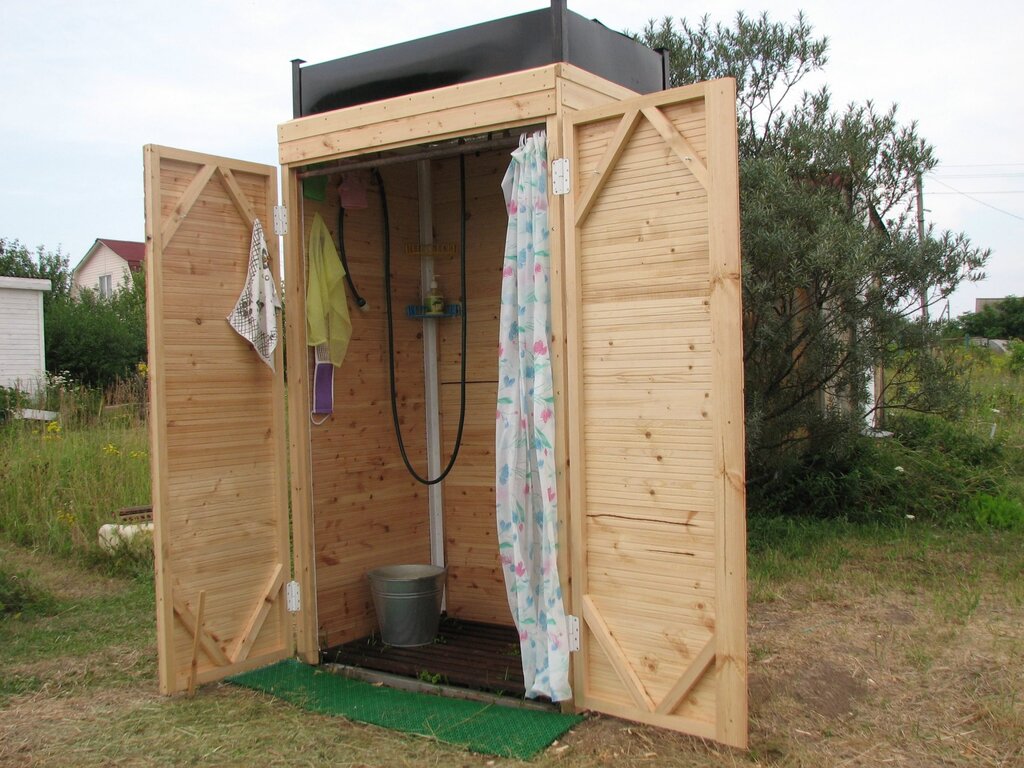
[0,238,71,303]
[642,13,988,507]
[45,273,147,387]
[953,296,1024,339]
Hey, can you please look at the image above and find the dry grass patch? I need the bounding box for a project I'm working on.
[743,531,1024,767]
[0,541,123,601]
[0,685,484,768]
[1,529,1021,767]
[0,545,155,705]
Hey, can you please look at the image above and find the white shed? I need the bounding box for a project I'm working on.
[0,276,52,394]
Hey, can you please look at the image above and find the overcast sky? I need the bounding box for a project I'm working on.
[1,0,1020,317]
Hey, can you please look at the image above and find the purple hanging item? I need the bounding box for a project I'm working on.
[313,363,334,415]
[311,343,334,422]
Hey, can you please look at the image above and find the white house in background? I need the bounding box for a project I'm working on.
[71,238,145,298]
[0,276,52,393]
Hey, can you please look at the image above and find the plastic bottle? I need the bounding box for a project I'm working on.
[425,277,445,315]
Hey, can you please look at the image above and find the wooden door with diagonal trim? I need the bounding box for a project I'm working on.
[562,79,747,747]
[144,145,292,694]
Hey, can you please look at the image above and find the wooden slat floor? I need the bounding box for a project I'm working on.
[322,618,526,697]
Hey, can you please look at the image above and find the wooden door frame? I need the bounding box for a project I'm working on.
[144,145,293,693]
[281,164,320,663]
[560,79,747,748]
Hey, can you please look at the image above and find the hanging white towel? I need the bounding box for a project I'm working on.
[227,218,281,370]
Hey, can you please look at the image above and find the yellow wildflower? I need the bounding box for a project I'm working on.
[102,443,122,456]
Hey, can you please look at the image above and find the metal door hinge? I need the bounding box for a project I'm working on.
[567,614,580,652]
[273,205,288,235]
[286,580,301,612]
[552,158,570,196]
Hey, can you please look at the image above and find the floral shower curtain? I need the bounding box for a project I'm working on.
[495,131,571,701]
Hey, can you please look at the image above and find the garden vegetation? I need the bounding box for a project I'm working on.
[0,11,1021,765]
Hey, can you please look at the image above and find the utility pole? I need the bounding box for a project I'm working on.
[916,171,928,322]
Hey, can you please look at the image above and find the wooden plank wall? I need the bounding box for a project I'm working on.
[304,165,430,648]
[306,149,522,641]
[571,97,721,728]
[558,64,637,113]
[278,67,558,166]
[552,65,640,628]
[145,149,291,692]
[433,150,511,626]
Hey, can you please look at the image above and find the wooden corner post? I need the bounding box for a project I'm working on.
[705,78,748,750]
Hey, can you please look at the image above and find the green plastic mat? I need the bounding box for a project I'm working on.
[226,660,582,759]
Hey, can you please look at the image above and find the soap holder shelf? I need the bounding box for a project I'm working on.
[406,303,462,319]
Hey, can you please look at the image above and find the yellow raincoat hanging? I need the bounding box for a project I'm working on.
[306,212,352,366]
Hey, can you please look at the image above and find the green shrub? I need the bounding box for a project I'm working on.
[859,414,1007,524]
[1008,340,1024,375]
[889,411,1002,468]
[0,563,56,617]
[45,288,146,388]
[0,385,26,422]
[747,435,882,521]
[955,295,1024,339]
[964,494,1024,530]
[747,411,1014,527]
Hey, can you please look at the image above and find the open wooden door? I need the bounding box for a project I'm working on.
[144,145,292,694]
[562,79,747,747]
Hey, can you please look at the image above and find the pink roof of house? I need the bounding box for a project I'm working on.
[97,239,145,270]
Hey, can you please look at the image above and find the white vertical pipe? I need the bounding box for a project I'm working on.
[418,160,446,575]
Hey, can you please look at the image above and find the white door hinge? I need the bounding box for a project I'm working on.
[285,580,301,612]
[273,205,288,235]
[567,614,580,652]
[551,158,570,196]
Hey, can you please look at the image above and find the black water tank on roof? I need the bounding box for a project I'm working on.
[291,1,667,118]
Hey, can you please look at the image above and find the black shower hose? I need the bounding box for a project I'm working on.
[337,204,367,309]
[375,156,468,486]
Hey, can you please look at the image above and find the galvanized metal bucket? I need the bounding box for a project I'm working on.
[367,564,446,647]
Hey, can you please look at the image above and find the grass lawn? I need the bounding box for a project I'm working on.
[2,349,1022,765]
[2,523,1021,767]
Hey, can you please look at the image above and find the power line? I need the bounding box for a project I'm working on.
[930,190,1024,195]
[932,172,1024,179]
[936,162,1024,168]
[928,177,1024,222]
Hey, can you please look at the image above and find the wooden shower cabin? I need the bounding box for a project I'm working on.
[143,62,747,747]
